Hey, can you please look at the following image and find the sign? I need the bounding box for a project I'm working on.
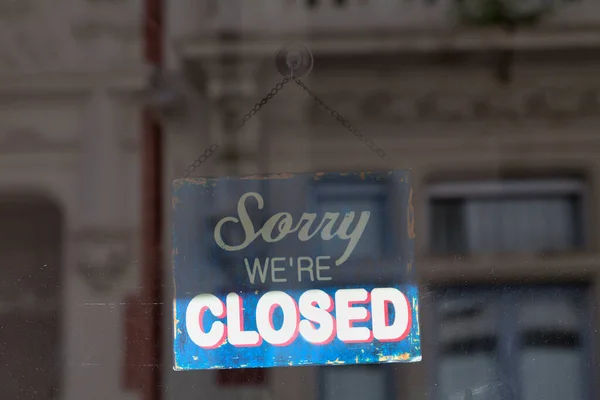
[172,171,421,370]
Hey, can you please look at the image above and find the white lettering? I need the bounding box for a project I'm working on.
[186,294,227,349]
[299,290,336,344]
[371,288,411,342]
[256,291,299,346]
[335,288,373,343]
[185,288,414,350]
[226,293,261,347]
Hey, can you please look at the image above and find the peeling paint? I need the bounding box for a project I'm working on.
[173,177,208,189]
[378,353,411,362]
[241,173,294,180]
[173,299,178,341]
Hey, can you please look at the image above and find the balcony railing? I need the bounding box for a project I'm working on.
[189,0,600,36]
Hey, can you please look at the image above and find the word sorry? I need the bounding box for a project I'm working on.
[185,288,411,348]
[214,192,370,266]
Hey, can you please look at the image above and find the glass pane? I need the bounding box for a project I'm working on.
[521,350,581,400]
[437,292,501,399]
[431,192,582,255]
[430,199,465,255]
[322,366,387,400]
[0,200,61,399]
[465,197,576,253]
[439,355,501,400]
[518,294,585,400]
[7,0,600,397]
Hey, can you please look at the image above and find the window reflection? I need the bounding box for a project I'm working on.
[519,296,585,400]
[315,183,388,262]
[437,295,501,400]
[435,287,589,400]
[322,365,388,400]
[430,180,585,255]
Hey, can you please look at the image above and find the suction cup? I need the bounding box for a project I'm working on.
[275,42,314,78]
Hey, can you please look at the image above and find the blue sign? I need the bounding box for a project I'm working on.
[172,171,421,370]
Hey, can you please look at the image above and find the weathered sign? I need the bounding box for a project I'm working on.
[172,171,420,370]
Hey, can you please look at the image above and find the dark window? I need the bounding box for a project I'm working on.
[429,180,586,255]
[0,197,62,399]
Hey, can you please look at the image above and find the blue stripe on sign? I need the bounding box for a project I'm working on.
[174,284,421,370]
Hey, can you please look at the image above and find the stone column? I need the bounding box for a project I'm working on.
[66,89,133,400]
[79,89,122,227]
[74,89,132,293]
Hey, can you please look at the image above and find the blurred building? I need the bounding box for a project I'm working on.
[164,1,600,400]
[2,1,600,400]
[0,1,145,399]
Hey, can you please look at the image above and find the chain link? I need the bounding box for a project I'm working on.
[293,78,393,166]
[183,73,393,177]
[183,76,291,177]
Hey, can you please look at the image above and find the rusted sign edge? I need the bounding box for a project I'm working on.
[173,169,410,186]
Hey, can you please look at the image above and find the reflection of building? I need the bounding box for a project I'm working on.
[0,2,144,399]
[2,1,600,400]
[164,1,600,400]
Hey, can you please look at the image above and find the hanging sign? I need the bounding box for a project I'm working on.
[172,171,421,370]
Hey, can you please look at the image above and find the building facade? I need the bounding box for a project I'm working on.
[1,0,600,399]
[0,1,145,399]
[163,1,600,400]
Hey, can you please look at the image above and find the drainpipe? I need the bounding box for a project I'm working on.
[122,0,162,397]
[140,0,163,398]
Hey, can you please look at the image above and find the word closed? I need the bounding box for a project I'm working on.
[186,288,411,349]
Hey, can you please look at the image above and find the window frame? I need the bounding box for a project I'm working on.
[426,178,590,256]
[430,284,593,400]
[309,179,395,286]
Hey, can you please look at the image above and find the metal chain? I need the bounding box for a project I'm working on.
[183,73,393,177]
[293,78,393,167]
[183,76,291,177]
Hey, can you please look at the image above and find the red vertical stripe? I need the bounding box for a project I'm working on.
[123,0,163,399]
